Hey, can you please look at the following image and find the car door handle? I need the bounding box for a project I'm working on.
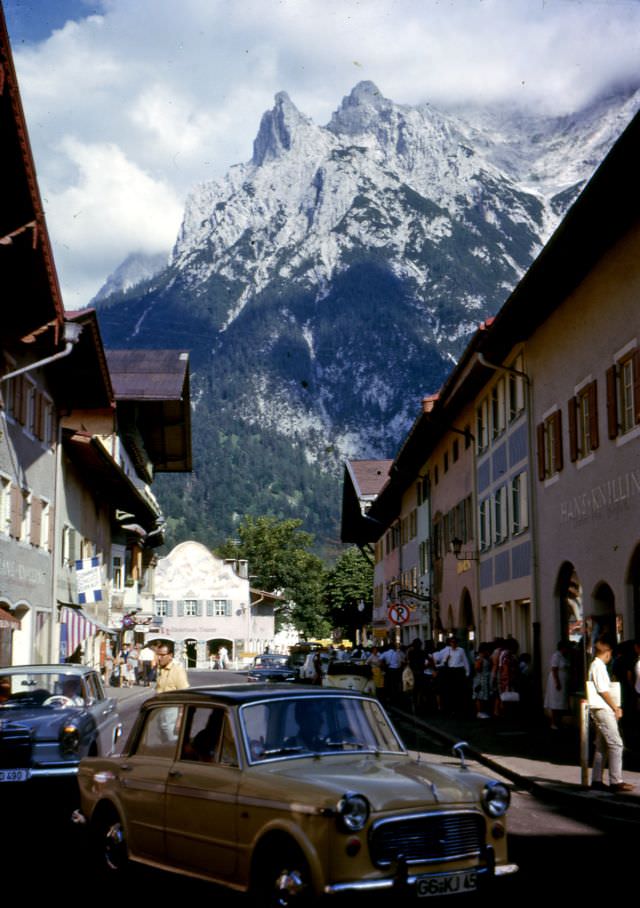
[168,769,182,779]
[118,763,132,772]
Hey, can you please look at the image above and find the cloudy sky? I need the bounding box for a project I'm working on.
[4,0,640,307]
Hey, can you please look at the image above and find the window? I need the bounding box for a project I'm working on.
[452,439,459,462]
[491,378,506,439]
[112,554,124,591]
[607,349,640,438]
[536,410,563,480]
[25,378,36,435]
[511,472,529,535]
[154,599,169,617]
[508,354,525,421]
[476,398,489,453]
[0,476,11,536]
[479,499,491,551]
[419,540,430,575]
[568,381,599,461]
[184,599,198,617]
[135,706,184,759]
[213,599,232,617]
[62,525,76,565]
[493,486,508,545]
[443,451,449,473]
[409,508,417,539]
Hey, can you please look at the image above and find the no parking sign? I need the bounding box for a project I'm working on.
[387,602,410,625]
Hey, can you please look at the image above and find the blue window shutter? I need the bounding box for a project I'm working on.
[226,600,232,617]
[206,600,214,617]
[196,600,202,617]
[177,600,184,617]
[166,601,173,617]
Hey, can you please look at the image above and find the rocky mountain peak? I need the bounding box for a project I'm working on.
[252,90,314,165]
[327,80,393,137]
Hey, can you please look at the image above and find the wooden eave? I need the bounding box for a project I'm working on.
[0,5,65,347]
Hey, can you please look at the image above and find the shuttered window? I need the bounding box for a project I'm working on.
[568,381,599,461]
[536,410,563,480]
[607,350,640,438]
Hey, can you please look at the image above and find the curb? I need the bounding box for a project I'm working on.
[391,706,640,824]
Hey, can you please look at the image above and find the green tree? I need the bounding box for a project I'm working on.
[324,547,373,643]
[217,515,330,638]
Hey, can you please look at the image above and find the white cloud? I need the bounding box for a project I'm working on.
[44,137,182,304]
[7,0,640,305]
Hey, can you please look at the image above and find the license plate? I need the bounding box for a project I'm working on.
[0,769,30,783]
[416,870,478,897]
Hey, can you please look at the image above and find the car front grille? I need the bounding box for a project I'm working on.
[369,811,485,867]
[0,723,32,769]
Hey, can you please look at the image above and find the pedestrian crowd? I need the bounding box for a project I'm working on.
[357,635,534,720]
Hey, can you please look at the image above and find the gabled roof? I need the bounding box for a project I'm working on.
[105,349,192,472]
[0,4,65,347]
[340,459,392,544]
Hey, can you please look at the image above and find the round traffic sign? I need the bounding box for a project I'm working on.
[388,602,410,625]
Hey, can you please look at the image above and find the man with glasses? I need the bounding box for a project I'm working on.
[155,645,189,693]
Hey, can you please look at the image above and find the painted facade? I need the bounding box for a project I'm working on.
[151,541,278,667]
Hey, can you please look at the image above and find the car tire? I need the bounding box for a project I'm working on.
[252,843,315,907]
[93,808,129,876]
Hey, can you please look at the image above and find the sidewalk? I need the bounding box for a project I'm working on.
[394,705,640,822]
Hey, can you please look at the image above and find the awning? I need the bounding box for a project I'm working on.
[0,606,20,630]
[59,605,115,659]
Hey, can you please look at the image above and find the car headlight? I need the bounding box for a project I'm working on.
[336,792,370,831]
[481,781,510,817]
[60,724,81,754]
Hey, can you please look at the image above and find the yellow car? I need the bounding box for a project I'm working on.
[75,686,517,902]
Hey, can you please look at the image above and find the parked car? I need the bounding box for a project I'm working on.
[322,659,376,696]
[246,653,299,683]
[75,685,517,900]
[0,664,122,783]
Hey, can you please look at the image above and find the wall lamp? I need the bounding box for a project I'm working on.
[450,537,479,561]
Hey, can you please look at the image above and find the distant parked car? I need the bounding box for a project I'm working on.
[0,665,122,783]
[323,659,377,696]
[246,653,298,683]
[75,685,517,899]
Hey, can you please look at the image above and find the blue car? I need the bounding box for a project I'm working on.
[0,664,122,782]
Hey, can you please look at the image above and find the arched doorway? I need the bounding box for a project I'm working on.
[589,582,617,651]
[459,588,475,649]
[208,637,233,669]
[555,562,584,693]
[627,544,640,638]
[184,638,198,669]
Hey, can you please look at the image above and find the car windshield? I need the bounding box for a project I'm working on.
[240,695,405,762]
[254,654,289,668]
[0,671,86,708]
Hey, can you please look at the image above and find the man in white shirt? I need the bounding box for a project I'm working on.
[589,639,633,793]
[380,643,406,704]
[439,637,470,716]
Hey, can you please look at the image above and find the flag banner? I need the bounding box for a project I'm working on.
[75,556,103,604]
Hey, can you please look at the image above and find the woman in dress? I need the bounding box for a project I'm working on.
[473,642,493,719]
[544,640,571,730]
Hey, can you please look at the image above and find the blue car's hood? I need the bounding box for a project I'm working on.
[0,705,86,740]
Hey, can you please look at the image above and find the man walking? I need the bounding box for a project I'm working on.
[155,645,189,692]
[589,639,633,793]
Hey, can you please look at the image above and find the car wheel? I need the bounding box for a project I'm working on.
[253,845,315,908]
[94,809,129,875]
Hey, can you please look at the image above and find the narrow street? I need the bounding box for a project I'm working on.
[4,671,635,901]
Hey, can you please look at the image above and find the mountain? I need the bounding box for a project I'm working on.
[93,81,640,552]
